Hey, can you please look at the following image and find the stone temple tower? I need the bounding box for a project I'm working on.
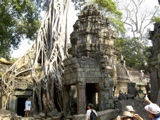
[63,5,117,116]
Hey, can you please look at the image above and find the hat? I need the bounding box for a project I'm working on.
[121,111,133,118]
[144,103,160,114]
[125,105,135,112]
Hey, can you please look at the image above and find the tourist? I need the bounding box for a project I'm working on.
[86,103,98,120]
[116,105,143,120]
[119,111,133,120]
[144,95,160,120]
[24,97,31,117]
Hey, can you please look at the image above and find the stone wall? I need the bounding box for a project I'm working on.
[148,22,160,102]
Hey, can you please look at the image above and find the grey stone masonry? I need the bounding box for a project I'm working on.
[149,22,160,102]
[63,5,117,116]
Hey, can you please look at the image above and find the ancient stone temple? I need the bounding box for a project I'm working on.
[1,56,34,117]
[0,4,151,120]
[149,22,160,103]
[63,5,117,116]
[115,60,150,98]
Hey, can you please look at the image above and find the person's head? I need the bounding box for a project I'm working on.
[121,111,134,120]
[144,103,160,119]
[125,105,135,115]
[87,103,94,109]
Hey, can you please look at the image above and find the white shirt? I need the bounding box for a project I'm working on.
[25,100,31,110]
[86,109,98,120]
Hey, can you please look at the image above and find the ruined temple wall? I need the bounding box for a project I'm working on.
[149,22,160,102]
[115,62,149,97]
[149,64,160,102]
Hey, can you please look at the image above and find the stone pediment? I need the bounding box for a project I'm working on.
[15,80,33,90]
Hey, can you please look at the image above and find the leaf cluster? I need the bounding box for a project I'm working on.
[115,37,150,71]
[93,0,124,33]
[0,0,41,59]
[152,16,160,23]
[71,0,124,33]
[94,0,122,17]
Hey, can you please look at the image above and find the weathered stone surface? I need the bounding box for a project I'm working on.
[20,117,35,120]
[98,109,119,120]
[72,114,85,120]
[2,117,11,120]
[63,5,117,116]
[39,113,45,117]
[148,22,160,102]
[62,5,150,119]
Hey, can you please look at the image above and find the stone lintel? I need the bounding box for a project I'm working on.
[15,81,33,90]
[14,91,32,96]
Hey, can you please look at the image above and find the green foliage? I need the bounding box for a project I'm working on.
[72,0,124,33]
[151,16,160,23]
[31,0,50,12]
[109,17,124,33]
[0,0,41,59]
[115,37,150,71]
[94,0,122,17]
[10,57,18,62]
[93,0,124,33]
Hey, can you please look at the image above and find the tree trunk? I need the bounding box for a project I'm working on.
[2,0,70,116]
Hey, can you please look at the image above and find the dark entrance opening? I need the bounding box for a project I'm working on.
[86,83,99,110]
[17,97,27,117]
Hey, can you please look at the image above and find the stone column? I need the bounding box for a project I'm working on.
[63,85,70,116]
[98,90,106,110]
[98,82,108,110]
[9,95,17,112]
[77,83,86,114]
[150,67,159,102]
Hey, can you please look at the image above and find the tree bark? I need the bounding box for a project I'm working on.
[2,0,70,115]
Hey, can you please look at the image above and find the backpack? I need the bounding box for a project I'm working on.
[90,110,98,120]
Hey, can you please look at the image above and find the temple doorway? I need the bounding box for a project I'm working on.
[86,83,99,110]
[17,97,27,117]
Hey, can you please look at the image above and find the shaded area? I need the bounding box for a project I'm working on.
[17,97,27,117]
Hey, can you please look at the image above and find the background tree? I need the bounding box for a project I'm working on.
[0,0,41,59]
[71,0,160,40]
[30,0,50,12]
[115,37,150,71]
[88,0,160,71]
[113,0,160,71]
[113,0,160,42]
[72,0,124,33]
